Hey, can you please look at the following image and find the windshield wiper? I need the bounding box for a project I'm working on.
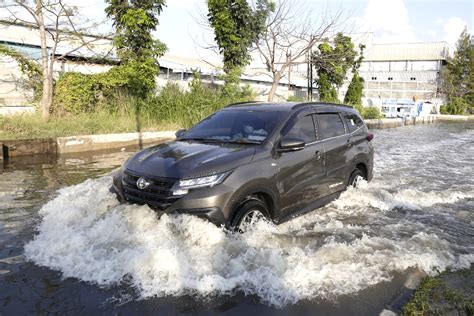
[225,139,262,145]
[180,137,227,143]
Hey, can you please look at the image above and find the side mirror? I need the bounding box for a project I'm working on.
[278,137,305,152]
[175,129,186,138]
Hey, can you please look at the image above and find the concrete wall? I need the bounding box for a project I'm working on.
[434,114,474,122]
[0,131,176,158]
[365,116,437,129]
[56,131,176,154]
[1,138,57,157]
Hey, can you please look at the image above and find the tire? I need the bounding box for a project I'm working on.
[231,197,269,232]
[348,169,366,188]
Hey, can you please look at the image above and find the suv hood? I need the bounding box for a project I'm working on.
[126,140,256,179]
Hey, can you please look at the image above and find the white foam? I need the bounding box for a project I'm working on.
[332,180,473,211]
[24,176,473,307]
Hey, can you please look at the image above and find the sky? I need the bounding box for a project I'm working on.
[155,0,472,55]
[3,0,473,60]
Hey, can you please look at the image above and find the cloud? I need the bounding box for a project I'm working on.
[359,0,417,43]
[442,17,467,49]
[427,29,436,38]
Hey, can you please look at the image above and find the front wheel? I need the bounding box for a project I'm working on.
[231,198,269,232]
[348,169,366,188]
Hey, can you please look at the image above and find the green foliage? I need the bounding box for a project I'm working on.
[54,72,97,114]
[350,104,382,119]
[344,44,365,107]
[440,96,470,114]
[313,33,358,103]
[442,28,473,114]
[0,44,42,100]
[402,274,474,316]
[344,73,365,107]
[105,0,166,62]
[52,70,255,128]
[207,0,273,74]
[151,75,255,128]
[287,95,305,102]
[54,56,168,113]
[317,72,339,103]
[360,106,382,119]
[109,59,160,96]
[105,0,167,97]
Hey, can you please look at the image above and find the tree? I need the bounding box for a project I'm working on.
[441,28,473,114]
[254,0,342,101]
[105,0,167,97]
[312,33,357,103]
[207,0,273,90]
[2,0,106,119]
[344,44,365,108]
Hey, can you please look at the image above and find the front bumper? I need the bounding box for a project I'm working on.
[112,171,230,226]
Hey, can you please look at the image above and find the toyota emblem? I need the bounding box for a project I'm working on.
[136,177,150,190]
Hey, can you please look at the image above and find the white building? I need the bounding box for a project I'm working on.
[346,41,449,112]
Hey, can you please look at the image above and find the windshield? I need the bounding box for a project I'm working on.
[180,109,286,144]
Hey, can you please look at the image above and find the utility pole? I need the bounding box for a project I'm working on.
[307,52,311,101]
[307,49,314,101]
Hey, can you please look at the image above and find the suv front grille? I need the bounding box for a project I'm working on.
[122,169,179,210]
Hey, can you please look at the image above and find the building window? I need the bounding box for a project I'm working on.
[371,76,377,80]
[410,77,416,81]
[388,77,393,81]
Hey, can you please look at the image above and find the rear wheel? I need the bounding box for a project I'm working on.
[231,197,269,232]
[348,169,366,188]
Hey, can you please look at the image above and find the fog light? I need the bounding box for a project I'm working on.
[172,189,189,196]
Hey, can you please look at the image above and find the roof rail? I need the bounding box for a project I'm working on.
[224,101,264,107]
[292,102,311,110]
[310,102,354,109]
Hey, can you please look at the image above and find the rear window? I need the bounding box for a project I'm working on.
[317,113,346,139]
[343,112,364,133]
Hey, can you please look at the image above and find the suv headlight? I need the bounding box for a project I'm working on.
[172,172,229,196]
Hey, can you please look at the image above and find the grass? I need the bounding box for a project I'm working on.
[402,270,474,316]
[0,112,181,140]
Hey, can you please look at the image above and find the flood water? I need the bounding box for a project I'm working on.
[1,122,473,315]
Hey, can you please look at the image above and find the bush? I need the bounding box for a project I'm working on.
[440,97,469,114]
[150,75,255,128]
[53,72,97,114]
[287,95,305,102]
[52,70,254,129]
[361,106,382,119]
[53,62,159,115]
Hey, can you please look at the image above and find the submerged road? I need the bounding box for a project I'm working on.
[0,122,473,315]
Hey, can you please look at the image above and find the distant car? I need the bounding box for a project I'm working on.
[112,102,374,230]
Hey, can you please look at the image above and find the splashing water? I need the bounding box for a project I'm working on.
[24,124,474,307]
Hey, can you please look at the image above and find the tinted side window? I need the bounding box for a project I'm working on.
[318,113,346,139]
[343,112,364,133]
[283,115,316,143]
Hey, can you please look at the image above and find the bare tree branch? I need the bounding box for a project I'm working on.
[251,0,346,101]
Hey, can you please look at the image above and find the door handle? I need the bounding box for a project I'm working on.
[315,150,321,160]
[347,139,353,148]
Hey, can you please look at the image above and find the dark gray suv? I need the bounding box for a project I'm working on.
[112,102,374,229]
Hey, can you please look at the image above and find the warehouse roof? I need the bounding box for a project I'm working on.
[364,42,450,61]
